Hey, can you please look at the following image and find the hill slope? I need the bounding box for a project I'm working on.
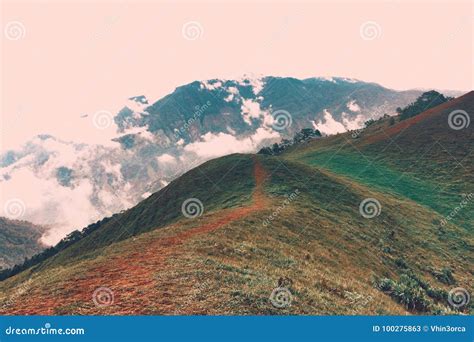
[288,91,474,229]
[0,92,472,315]
[1,77,423,244]
[0,218,46,270]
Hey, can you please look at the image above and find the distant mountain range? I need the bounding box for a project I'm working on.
[0,76,462,244]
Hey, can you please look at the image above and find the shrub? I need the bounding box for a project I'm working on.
[433,267,456,285]
[394,258,408,269]
[391,274,431,311]
[397,91,452,121]
[258,128,321,155]
[374,274,431,312]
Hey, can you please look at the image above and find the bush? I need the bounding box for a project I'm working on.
[394,258,408,269]
[432,267,456,285]
[375,278,395,292]
[258,128,321,156]
[397,91,452,121]
[387,274,430,311]
[374,270,457,313]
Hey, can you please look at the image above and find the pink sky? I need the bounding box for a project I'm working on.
[1,0,472,150]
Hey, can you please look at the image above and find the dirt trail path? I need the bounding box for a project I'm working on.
[5,157,269,315]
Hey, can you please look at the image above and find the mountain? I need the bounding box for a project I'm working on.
[0,91,471,315]
[114,76,425,142]
[0,76,429,245]
[0,217,46,270]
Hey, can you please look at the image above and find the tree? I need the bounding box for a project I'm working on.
[257,147,273,155]
[272,143,282,154]
[294,128,321,143]
[364,119,376,128]
[398,91,452,121]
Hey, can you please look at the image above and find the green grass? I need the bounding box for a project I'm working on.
[29,154,257,271]
[293,149,472,230]
[182,155,472,314]
[1,93,473,315]
[288,138,474,230]
[1,153,472,315]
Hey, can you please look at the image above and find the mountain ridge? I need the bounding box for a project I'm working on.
[0,91,472,315]
[0,217,46,270]
[1,76,434,244]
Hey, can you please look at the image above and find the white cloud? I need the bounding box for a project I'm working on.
[237,74,265,94]
[200,80,223,91]
[101,160,123,180]
[312,110,346,135]
[121,126,155,142]
[0,137,136,245]
[141,191,152,199]
[157,153,176,164]
[0,166,99,245]
[316,76,336,83]
[341,112,365,130]
[125,97,149,113]
[224,86,239,102]
[241,99,263,125]
[346,100,361,112]
[313,110,367,136]
[240,99,273,127]
[341,77,359,83]
[184,132,249,158]
[248,77,265,95]
[184,128,279,159]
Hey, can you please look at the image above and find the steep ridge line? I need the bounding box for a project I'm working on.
[363,91,474,145]
[3,157,269,315]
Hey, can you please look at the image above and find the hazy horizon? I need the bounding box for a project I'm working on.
[2,0,472,151]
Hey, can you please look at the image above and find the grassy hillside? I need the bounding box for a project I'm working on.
[287,91,474,230]
[16,154,256,273]
[1,155,471,315]
[0,92,472,315]
[0,218,46,269]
